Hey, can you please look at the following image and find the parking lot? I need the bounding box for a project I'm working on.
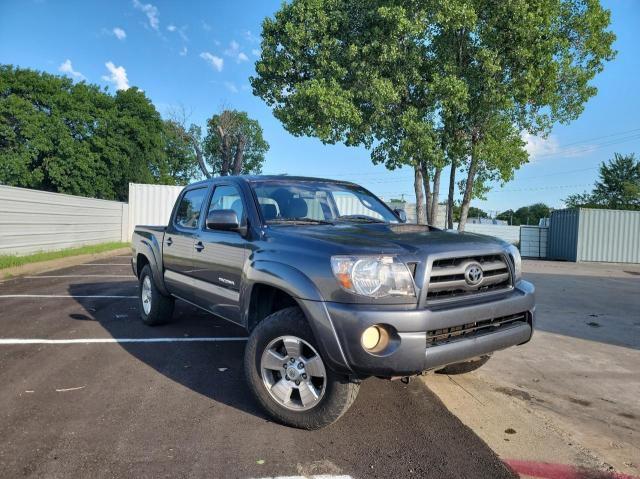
[0,253,516,479]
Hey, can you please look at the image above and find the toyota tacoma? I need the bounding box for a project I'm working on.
[131,176,535,429]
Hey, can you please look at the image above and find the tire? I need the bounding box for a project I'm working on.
[244,306,360,429]
[138,264,174,326]
[436,354,492,375]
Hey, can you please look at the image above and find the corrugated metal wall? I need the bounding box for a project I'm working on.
[548,209,580,261]
[0,185,128,255]
[576,209,640,263]
[452,223,521,244]
[127,183,185,240]
[520,226,548,258]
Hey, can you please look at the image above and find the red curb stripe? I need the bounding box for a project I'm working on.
[505,460,639,479]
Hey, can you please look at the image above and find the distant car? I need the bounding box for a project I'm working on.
[131,176,535,429]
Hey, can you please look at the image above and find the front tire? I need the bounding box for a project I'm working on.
[244,306,360,429]
[138,264,174,326]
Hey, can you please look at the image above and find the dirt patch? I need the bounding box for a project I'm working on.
[568,397,592,407]
[495,386,532,402]
[618,412,637,420]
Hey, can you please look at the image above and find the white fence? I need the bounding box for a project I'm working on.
[452,223,521,244]
[127,183,184,240]
[0,185,128,255]
[520,226,549,258]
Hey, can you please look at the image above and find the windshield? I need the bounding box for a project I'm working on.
[250,180,399,224]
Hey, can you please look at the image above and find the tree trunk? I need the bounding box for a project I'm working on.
[447,158,456,229]
[193,139,210,178]
[430,167,442,226]
[231,136,246,175]
[420,161,431,224]
[218,126,231,176]
[413,164,426,225]
[458,144,479,232]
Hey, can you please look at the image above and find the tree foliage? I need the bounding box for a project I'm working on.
[564,153,640,210]
[251,0,615,229]
[497,203,551,226]
[0,65,198,200]
[203,110,269,176]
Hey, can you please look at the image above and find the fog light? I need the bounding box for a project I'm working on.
[362,326,381,350]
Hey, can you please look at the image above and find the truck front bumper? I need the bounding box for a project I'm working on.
[299,280,535,377]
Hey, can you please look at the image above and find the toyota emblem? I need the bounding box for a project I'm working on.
[464,263,484,286]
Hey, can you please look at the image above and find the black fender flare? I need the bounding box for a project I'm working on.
[241,260,352,373]
[135,236,170,296]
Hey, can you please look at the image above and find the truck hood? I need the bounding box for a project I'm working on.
[267,223,509,257]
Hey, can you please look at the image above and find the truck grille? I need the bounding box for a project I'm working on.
[425,313,527,347]
[426,254,512,302]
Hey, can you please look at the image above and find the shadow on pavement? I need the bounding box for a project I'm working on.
[64,281,517,478]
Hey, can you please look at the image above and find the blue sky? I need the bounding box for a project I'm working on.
[1,0,639,213]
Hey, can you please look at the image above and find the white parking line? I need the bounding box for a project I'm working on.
[81,264,131,266]
[24,275,133,278]
[0,295,137,299]
[0,337,248,344]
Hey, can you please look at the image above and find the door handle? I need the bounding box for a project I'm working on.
[194,241,205,252]
[166,237,173,246]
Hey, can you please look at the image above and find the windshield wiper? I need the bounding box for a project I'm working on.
[269,217,334,225]
[335,215,386,223]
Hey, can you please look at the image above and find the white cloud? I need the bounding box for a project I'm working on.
[522,132,559,161]
[132,0,159,30]
[179,46,188,56]
[101,61,130,90]
[200,52,223,72]
[112,27,126,40]
[251,48,260,57]
[224,40,249,63]
[166,24,189,42]
[224,82,239,93]
[58,59,86,81]
[244,30,259,43]
[202,21,212,32]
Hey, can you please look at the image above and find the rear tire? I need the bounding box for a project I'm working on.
[436,354,491,375]
[244,306,360,429]
[138,264,174,326]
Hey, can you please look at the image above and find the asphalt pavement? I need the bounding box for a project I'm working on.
[0,254,516,478]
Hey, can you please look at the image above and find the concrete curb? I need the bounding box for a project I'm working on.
[1,247,131,280]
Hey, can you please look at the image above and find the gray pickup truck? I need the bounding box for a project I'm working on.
[132,175,535,429]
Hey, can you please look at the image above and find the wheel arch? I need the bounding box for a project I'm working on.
[242,261,352,374]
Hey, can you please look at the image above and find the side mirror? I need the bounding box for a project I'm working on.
[393,208,407,223]
[206,209,240,231]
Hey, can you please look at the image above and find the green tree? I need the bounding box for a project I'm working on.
[0,65,197,200]
[203,110,269,176]
[565,153,640,210]
[251,0,615,230]
[497,203,551,225]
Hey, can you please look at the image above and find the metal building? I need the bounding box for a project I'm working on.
[548,208,640,263]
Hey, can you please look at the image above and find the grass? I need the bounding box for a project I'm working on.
[0,242,130,271]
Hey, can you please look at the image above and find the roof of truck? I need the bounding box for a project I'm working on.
[188,175,359,188]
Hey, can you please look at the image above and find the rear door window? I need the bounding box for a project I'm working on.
[174,188,207,229]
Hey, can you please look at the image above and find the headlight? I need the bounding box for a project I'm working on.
[507,245,522,281]
[330,255,416,298]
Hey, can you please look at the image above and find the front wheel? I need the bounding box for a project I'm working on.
[244,306,360,429]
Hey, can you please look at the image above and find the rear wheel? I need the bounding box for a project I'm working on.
[244,306,360,429]
[436,354,492,375]
[138,264,174,326]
